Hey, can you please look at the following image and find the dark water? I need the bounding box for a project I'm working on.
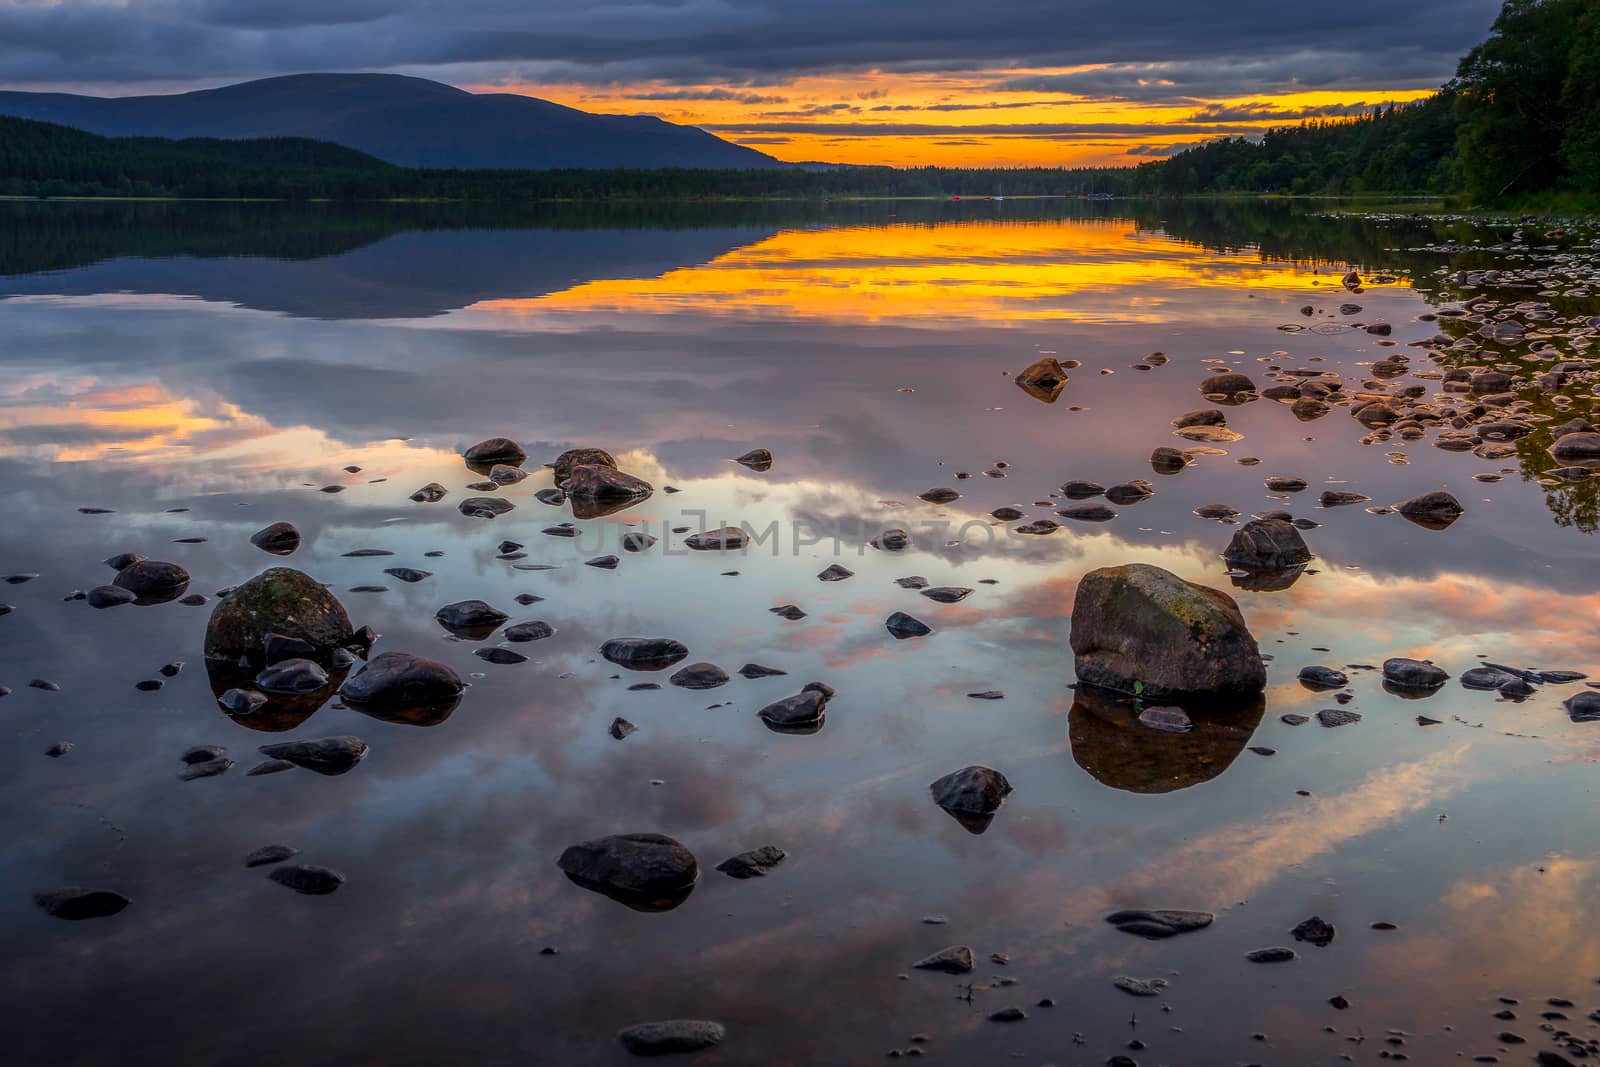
[3,198,1599,1065]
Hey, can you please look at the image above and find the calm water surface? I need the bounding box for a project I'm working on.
[3,199,1600,1065]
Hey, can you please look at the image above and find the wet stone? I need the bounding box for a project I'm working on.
[475,647,527,665]
[913,946,974,974]
[87,585,136,609]
[1292,916,1336,947]
[885,612,932,639]
[1113,976,1168,997]
[818,563,854,581]
[44,741,73,758]
[255,658,329,695]
[250,522,301,555]
[172,751,225,779]
[1106,909,1214,939]
[602,638,690,672]
[1316,708,1362,728]
[558,832,698,904]
[269,864,346,895]
[920,586,972,604]
[244,844,299,867]
[738,663,787,678]
[1383,657,1449,690]
[257,736,368,776]
[504,620,556,642]
[1246,946,1297,963]
[616,1020,725,1057]
[1299,665,1349,689]
[670,662,730,690]
[757,689,828,731]
[715,845,786,878]
[609,717,637,740]
[246,759,296,776]
[34,887,130,921]
[341,652,463,709]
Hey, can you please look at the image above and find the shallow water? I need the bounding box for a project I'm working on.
[3,198,1600,1065]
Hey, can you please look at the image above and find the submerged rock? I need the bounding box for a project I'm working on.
[34,887,130,920]
[434,599,508,638]
[601,637,689,671]
[458,496,515,519]
[250,522,302,555]
[409,482,448,503]
[1292,916,1336,947]
[929,765,1012,834]
[669,662,729,690]
[558,833,698,911]
[1396,491,1465,530]
[1564,691,1600,722]
[563,465,653,518]
[1298,665,1349,689]
[463,437,526,468]
[255,658,329,695]
[1223,518,1311,571]
[257,735,368,775]
[609,717,637,739]
[885,611,932,639]
[269,864,346,895]
[715,845,786,879]
[738,663,788,679]
[1106,909,1214,939]
[112,559,190,602]
[340,651,463,711]
[913,946,974,974]
[683,526,746,551]
[87,585,136,609]
[1383,657,1449,690]
[1112,976,1168,997]
[756,689,829,733]
[818,563,854,581]
[616,1020,726,1057]
[244,844,299,868]
[734,448,773,472]
[1070,564,1265,704]
[1014,356,1070,402]
[1246,946,1297,963]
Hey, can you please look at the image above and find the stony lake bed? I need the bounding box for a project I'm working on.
[4,198,1600,1065]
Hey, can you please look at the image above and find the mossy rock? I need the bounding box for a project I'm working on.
[204,567,354,666]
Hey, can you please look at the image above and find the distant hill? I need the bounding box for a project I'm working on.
[0,73,786,171]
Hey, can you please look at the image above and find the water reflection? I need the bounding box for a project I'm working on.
[3,199,1600,1065]
[1068,685,1264,793]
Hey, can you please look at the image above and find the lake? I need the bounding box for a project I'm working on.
[3,198,1599,1065]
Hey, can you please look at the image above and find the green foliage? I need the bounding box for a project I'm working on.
[1452,0,1587,199]
[1157,95,1461,196]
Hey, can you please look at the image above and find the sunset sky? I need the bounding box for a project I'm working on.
[0,0,1504,167]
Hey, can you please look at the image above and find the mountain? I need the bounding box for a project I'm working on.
[0,73,786,171]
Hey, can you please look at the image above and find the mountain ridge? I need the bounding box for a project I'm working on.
[0,73,786,171]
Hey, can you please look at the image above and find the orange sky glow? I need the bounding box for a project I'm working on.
[475,70,1435,167]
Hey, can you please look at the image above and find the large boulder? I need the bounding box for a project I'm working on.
[204,568,354,667]
[1070,564,1266,705]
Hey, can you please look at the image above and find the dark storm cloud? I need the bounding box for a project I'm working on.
[0,0,1504,93]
